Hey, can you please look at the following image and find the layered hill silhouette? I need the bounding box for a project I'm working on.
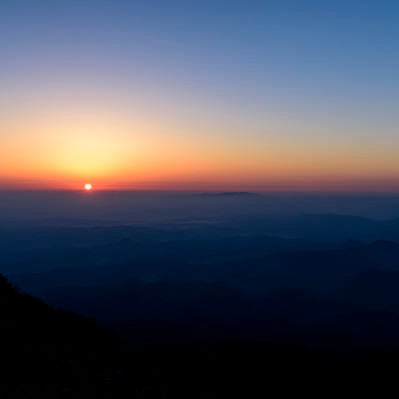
[5,213,399,396]
[3,272,399,397]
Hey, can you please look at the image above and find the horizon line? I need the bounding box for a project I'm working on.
[1,188,399,196]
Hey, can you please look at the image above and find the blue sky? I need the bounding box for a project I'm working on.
[1,1,399,190]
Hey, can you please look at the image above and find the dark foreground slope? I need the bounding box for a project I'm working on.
[0,274,129,398]
[2,272,399,398]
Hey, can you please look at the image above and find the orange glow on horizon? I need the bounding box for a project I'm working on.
[1,107,399,193]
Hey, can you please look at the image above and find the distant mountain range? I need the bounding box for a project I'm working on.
[196,191,261,197]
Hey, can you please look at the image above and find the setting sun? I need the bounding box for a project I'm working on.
[84,183,92,191]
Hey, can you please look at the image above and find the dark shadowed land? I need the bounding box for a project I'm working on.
[3,191,399,396]
[2,272,399,398]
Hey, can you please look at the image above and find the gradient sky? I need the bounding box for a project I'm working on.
[1,0,399,191]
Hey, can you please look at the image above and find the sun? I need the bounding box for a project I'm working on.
[84,183,93,191]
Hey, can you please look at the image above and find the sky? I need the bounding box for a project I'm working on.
[1,0,399,191]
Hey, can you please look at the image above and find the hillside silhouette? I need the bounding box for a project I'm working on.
[4,208,399,396]
[0,274,129,398]
[3,271,399,397]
